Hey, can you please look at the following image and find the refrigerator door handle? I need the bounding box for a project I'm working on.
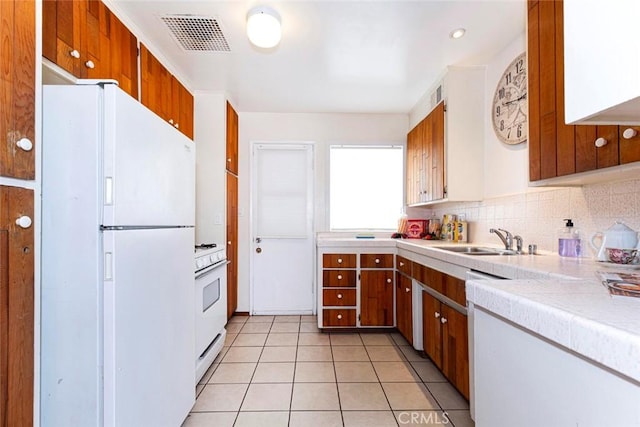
[105,252,113,280]
[105,177,113,205]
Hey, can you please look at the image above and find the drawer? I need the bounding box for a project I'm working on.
[323,270,356,287]
[323,289,356,306]
[414,264,444,293]
[444,274,466,306]
[323,308,356,327]
[360,253,394,269]
[323,253,356,268]
[396,255,412,276]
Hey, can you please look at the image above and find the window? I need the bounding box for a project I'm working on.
[329,145,404,230]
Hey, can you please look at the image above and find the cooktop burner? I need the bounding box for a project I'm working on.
[195,243,217,250]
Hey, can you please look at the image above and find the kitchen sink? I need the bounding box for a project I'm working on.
[433,246,518,256]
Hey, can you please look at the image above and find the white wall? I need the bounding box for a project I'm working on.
[483,34,529,199]
[236,113,408,311]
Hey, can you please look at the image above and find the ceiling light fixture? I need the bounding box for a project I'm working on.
[449,28,466,39]
[246,6,282,48]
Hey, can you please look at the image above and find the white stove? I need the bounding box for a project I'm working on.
[195,244,226,273]
[194,244,227,383]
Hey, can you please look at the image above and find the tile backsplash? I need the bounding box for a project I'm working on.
[410,178,640,257]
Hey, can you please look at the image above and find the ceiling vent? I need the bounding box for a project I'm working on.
[161,15,231,52]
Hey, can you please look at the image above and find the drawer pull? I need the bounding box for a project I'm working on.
[337,293,343,299]
[405,287,410,293]
[337,258,343,264]
[440,317,448,324]
[386,278,392,284]
[337,314,343,320]
[435,311,440,319]
[623,128,638,139]
[375,258,380,264]
[337,274,343,280]
[595,137,608,148]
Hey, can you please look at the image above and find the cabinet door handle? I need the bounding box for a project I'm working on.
[386,278,392,284]
[623,128,638,139]
[169,119,174,124]
[15,216,32,229]
[440,317,448,324]
[405,287,410,293]
[337,274,343,280]
[16,137,33,151]
[174,123,180,129]
[595,137,608,148]
[85,60,95,69]
[337,314,343,320]
[227,158,232,162]
[375,258,380,264]
[399,261,404,267]
[69,49,80,58]
[337,294,343,299]
[337,258,343,264]
[434,311,440,319]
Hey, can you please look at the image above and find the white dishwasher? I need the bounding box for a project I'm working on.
[465,269,507,422]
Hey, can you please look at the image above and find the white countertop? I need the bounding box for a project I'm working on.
[317,235,640,383]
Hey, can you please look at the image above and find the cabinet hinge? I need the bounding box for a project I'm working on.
[443,103,447,112]
[358,274,360,281]
[358,314,361,321]
[443,186,447,195]
[137,47,140,57]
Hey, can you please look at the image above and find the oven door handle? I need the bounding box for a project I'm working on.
[195,260,230,280]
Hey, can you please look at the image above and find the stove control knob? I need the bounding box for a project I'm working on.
[209,255,216,264]
[196,259,204,269]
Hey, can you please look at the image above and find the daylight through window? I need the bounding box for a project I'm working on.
[329,145,404,230]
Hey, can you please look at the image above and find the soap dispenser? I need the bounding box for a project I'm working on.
[558,219,581,257]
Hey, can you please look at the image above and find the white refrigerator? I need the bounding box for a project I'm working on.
[41,82,196,427]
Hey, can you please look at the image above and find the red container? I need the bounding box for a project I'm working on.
[406,219,427,238]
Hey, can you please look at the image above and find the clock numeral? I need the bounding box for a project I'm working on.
[517,124,523,138]
[496,106,501,117]
[500,120,504,131]
[516,59,524,74]
[499,88,505,99]
[505,72,512,85]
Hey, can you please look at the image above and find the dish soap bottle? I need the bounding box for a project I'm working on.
[558,219,581,257]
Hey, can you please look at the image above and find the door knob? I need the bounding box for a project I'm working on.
[405,288,410,293]
[256,247,262,253]
[15,216,32,229]
[85,60,95,69]
[69,49,80,58]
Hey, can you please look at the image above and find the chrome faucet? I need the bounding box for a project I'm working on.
[514,235,524,254]
[490,228,513,251]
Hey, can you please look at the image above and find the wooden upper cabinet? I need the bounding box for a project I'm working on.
[140,44,194,139]
[620,126,640,165]
[43,0,138,99]
[528,0,625,182]
[430,102,445,201]
[1,0,36,180]
[226,101,239,174]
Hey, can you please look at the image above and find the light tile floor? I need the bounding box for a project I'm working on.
[183,315,474,427]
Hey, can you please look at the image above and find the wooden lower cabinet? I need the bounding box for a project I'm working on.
[360,270,394,326]
[319,250,395,329]
[395,272,413,345]
[422,290,469,399]
[441,305,470,399]
[422,291,443,368]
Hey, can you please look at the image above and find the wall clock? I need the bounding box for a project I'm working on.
[492,52,528,145]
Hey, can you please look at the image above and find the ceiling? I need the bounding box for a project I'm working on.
[111,0,526,114]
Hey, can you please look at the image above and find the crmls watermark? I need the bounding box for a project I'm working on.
[397,411,451,425]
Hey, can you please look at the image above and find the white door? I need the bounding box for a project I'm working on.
[251,143,315,315]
